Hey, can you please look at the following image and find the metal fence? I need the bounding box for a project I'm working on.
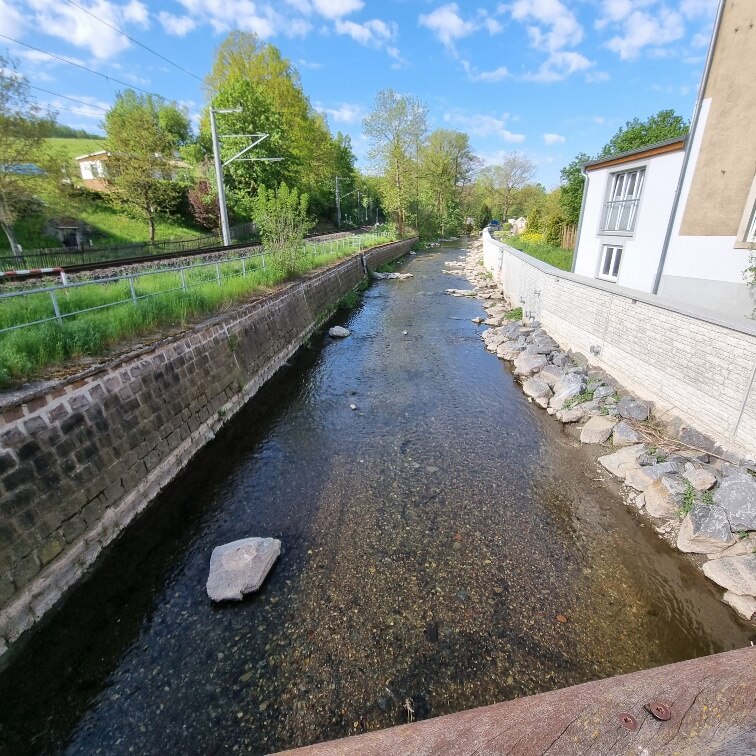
[0,222,258,271]
[0,233,388,335]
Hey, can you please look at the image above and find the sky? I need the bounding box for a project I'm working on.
[0,0,720,186]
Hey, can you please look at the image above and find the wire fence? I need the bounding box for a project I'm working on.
[0,233,388,335]
[0,222,259,271]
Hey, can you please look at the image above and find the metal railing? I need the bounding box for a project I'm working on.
[601,198,639,233]
[0,222,259,271]
[0,233,388,335]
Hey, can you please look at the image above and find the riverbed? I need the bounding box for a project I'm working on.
[0,242,752,755]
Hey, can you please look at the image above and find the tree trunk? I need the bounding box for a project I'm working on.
[1,221,22,260]
[148,214,156,243]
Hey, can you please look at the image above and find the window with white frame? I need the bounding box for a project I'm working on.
[602,168,645,233]
[598,245,623,282]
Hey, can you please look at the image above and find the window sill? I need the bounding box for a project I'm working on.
[599,229,635,238]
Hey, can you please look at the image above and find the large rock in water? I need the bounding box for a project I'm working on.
[549,373,586,411]
[677,505,736,554]
[522,376,552,408]
[206,537,281,602]
[625,461,683,492]
[714,473,756,530]
[598,444,646,479]
[328,326,351,338]
[722,591,756,620]
[702,555,756,595]
[644,475,686,518]
[513,352,547,377]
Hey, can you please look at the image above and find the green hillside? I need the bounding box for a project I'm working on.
[47,137,106,162]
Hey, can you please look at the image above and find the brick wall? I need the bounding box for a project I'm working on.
[483,231,756,457]
[0,239,415,661]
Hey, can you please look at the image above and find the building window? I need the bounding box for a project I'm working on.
[602,168,645,233]
[746,203,756,244]
[598,245,622,282]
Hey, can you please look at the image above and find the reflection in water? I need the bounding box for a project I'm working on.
[0,244,752,756]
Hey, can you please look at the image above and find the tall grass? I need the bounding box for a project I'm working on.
[0,234,393,387]
[508,235,573,272]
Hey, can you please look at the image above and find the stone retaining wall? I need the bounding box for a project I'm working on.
[0,238,415,662]
[483,231,756,458]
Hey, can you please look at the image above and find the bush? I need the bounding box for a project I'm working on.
[526,207,542,232]
[518,231,545,244]
[545,213,566,247]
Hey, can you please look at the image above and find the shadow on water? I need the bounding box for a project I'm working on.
[0,242,753,756]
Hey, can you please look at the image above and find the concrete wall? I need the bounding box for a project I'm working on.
[483,231,756,459]
[575,149,684,293]
[0,238,414,663]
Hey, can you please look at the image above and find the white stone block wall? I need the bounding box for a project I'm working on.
[483,231,756,458]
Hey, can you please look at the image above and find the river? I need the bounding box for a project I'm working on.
[0,241,751,755]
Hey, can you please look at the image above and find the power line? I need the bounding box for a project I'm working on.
[0,33,163,99]
[61,0,205,85]
[30,85,110,112]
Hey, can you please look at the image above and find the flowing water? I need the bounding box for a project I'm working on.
[1,242,753,755]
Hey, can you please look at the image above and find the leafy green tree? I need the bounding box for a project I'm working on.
[476,202,492,229]
[104,90,191,241]
[559,152,590,226]
[478,153,536,222]
[363,88,428,237]
[251,182,313,276]
[526,206,543,232]
[0,55,64,256]
[545,212,566,247]
[599,109,689,157]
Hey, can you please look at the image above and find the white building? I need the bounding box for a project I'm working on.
[573,0,756,319]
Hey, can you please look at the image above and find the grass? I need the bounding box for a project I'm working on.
[504,307,523,321]
[562,389,595,410]
[46,137,105,162]
[0,234,393,387]
[509,235,573,272]
[678,482,697,517]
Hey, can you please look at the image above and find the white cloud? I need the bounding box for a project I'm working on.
[419,3,476,47]
[310,0,363,19]
[585,70,610,82]
[526,50,591,82]
[543,132,565,145]
[158,11,197,36]
[679,0,718,19]
[461,60,510,82]
[443,111,525,143]
[298,58,323,69]
[510,0,583,52]
[334,17,401,59]
[691,31,709,48]
[316,102,362,123]
[24,0,150,60]
[604,6,685,59]
[43,93,111,120]
[0,0,26,37]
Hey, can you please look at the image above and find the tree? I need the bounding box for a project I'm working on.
[559,152,590,226]
[0,56,60,256]
[476,202,492,230]
[599,109,689,157]
[251,182,313,276]
[526,206,543,232]
[104,90,191,241]
[479,153,536,222]
[187,178,220,230]
[363,89,428,236]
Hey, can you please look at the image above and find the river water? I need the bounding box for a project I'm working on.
[1,242,752,755]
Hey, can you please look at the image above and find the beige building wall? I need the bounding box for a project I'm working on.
[680,0,756,238]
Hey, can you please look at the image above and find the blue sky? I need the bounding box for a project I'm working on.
[0,0,719,186]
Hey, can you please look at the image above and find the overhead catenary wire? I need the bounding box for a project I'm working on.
[0,33,165,99]
[61,0,206,86]
[29,85,110,112]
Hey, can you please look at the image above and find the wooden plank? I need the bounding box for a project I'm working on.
[279,647,756,755]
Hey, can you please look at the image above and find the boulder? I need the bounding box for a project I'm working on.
[598,444,647,480]
[682,464,717,491]
[721,591,756,620]
[552,353,570,368]
[702,555,756,595]
[328,326,351,338]
[579,416,618,445]
[206,537,281,602]
[633,492,646,509]
[677,505,736,554]
[522,377,553,408]
[707,533,756,560]
[371,272,413,280]
[498,343,526,361]
[513,352,548,377]
[471,317,484,324]
[625,461,684,492]
[549,373,586,411]
[612,421,640,447]
[539,365,564,387]
[713,473,756,531]
[617,398,650,422]
[556,406,586,424]
[644,476,686,518]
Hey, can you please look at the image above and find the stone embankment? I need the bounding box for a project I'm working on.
[0,238,416,664]
[453,240,756,622]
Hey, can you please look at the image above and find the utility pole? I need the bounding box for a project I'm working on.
[335,176,350,229]
[210,106,283,247]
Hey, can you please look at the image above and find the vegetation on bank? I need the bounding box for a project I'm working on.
[507,233,573,272]
[0,231,395,388]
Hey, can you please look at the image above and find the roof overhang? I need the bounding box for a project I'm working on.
[584,136,687,172]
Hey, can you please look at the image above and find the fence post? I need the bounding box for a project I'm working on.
[129,276,138,305]
[241,257,246,277]
[50,290,63,324]
[60,271,68,286]
[262,253,266,270]
[180,268,187,291]
[216,262,221,285]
